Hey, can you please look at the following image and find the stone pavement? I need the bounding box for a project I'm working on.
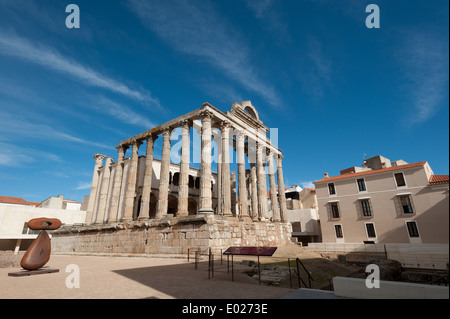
[0,254,296,299]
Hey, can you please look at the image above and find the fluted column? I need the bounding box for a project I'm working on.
[177,120,191,216]
[230,171,237,216]
[236,131,249,218]
[256,142,269,220]
[268,151,280,222]
[250,163,258,221]
[86,154,107,224]
[156,127,173,218]
[95,157,113,224]
[198,110,214,214]
[122,139,142,222]
[109,145,128,223]
[139,133,158,220]
[276,154,288,222]
[219,121,231,216]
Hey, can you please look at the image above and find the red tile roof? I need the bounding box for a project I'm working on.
[0,195,38,206]
[314,161,428,183]
[429,175,449,185]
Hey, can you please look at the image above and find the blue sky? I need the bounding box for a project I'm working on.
[0,0,448,203]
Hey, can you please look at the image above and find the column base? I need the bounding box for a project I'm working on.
[176,210,189,217]
[198,208,214,215]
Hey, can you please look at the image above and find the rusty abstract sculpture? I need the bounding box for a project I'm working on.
[20,218,62,271]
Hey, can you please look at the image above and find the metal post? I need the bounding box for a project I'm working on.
[212,254,214,278]
[227,254,229,274]
[208,250,211,279]
[296,258,301,288]
[288,258,292,288]
[231,254,234,281]
[195,250,198,270]
[188,248,190,262]
[258,255,261,285]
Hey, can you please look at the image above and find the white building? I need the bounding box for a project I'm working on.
[0,195,86,253]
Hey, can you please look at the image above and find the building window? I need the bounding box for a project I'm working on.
[357,178,366,192]
[399,195,414,214]
[361,199,372,216]
[330,202,340,218]
[406,221,420,238]
[328,183,336,195]
[365,223,376,238]
[292,222,302,232]
[394,172,406,187]
[334,224,343,238]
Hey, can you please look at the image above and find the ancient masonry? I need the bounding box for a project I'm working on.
[52,101,292,255]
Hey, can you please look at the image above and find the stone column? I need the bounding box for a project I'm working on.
[250,163,258,221]
[276,154,288,222]
[236,130,249,218]
[230,171,237,216]
[267,151,280,222]
[122,139,142,222]
[156,127,173,218]
[86,154,107,224]
[256,142,269,220]
[219,121,231,216]
[95,157,113,224]
[108,145,128,223]
[139,133,158,220]
[216,134,222,215]
[198,110,214,214]
[177,120,191,217]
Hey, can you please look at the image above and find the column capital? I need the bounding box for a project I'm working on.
[144,132,159,142]
[130,138,143,148]
[93,153,107,160]
[115,144,129,154]
[93,153,107,165]
[200,110,214,121]
[161,126,173,138]
[236,129,247,141]
[218,120,232,131]
[179,119,192,129]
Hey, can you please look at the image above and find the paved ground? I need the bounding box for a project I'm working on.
[0,254,297,299]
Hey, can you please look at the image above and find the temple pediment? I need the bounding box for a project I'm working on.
[230,101,267,132]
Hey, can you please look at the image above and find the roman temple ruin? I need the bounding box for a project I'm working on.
[51,101,293,255]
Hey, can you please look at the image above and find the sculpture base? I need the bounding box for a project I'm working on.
[8,268,59,277]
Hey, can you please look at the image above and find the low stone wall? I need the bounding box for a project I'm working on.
[50,215,293,256]
[332,276,449,299]
[306,243,449,270]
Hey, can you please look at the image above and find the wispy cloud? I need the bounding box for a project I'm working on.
[0,111,109,149]
[299,181,315,189]
[75,182,92,190]
[245,0,290,41]
[91,96,156,129]
[0,141,63,167]
[127,0,280,107]
[0,31,161,109]
[246,0,273,18]
[396,29,449,125]
[300,37,333,101]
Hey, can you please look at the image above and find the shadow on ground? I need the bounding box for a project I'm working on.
[112,258,294,299]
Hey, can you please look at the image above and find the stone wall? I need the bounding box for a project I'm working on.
[51,215,293,256]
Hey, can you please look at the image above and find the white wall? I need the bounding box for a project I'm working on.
[0,204,86,235]
[286,208,320,235]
